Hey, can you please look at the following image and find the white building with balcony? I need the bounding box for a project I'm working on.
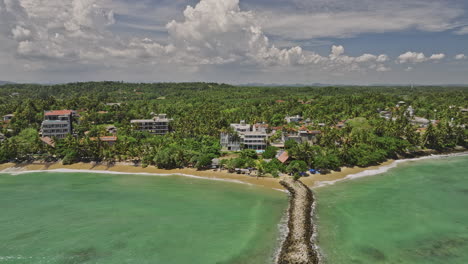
[131,114,172,135]
[41,110,76,139]
[3,114,14,122]
[285,115,303,123]
[220,120,269,151]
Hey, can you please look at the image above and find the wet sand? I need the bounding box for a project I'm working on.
[301,160,396,188]
[0,162,285,189]
[0,161,399,190]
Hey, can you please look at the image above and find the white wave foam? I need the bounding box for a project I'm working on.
[310,192,322,263]
[0,256,33,260]
[314,151,468,188]
[273,206,290,264]
[273,188,288,193]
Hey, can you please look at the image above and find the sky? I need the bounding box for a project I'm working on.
[0,0,468,85]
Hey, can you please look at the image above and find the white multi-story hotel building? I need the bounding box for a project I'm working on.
[41,110,76,139]
[220,120,268,151]
[131,114,172,135]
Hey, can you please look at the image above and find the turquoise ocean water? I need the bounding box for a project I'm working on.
[0,172,287,264]
[316,155,468,264]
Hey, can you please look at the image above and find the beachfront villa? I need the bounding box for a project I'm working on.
[40,110,76,139]
[242,131,268,150]
[220,120,269,151]
[283,127,321,144]
[411,116,431,128]
[285,115,303,123]
[221,118,325,151]
[3,114,14,122]
[131,114,172,135]
[90,136,118,146]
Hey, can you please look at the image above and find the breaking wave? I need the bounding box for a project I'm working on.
[315,152,468,188]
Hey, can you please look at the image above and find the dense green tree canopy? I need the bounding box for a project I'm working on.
[0,82,466,175]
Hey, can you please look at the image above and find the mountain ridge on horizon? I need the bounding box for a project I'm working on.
[1,80,467,87]
[0,80,15,85]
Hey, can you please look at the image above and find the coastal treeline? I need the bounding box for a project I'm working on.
[0,82,467,176]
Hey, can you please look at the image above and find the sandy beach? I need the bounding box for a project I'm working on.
[0,160,399,190]
[301,160,396,188]
[0,162,286,189]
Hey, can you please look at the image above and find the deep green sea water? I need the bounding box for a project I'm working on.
[0,172,287,264]
[316,155,468,264]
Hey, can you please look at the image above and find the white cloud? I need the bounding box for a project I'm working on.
[11,25,31,40]
[165,0,306,66]
[429,53,445,60]
[377,55,389,63]
[0,0,124,62]
[397,52,427,63]
[2,0,463,83]
[323,45,390,72]
[331,45,345,57]
[455,54,467,60]
[163,0,388,71]
[257,1,464,40]
[376,65,391,72]
[397,52,445,63]
[354,54,388,63]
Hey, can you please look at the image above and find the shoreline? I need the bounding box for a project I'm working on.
[0,160,399,191]
[304,150,468,188]
[1,150,467,191]
[0,162,285,190]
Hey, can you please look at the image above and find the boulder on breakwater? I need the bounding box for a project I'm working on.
[277,177,319,264]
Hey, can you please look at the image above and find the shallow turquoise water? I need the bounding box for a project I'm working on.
[0,172,287,264]
[316,155,468,264]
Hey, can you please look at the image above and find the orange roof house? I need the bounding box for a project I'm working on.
[40,137,55,147]
[416,128,427,134]
[98,136,118,142]
[89,136,118,145]
[277,151,290,164]
[45,110,74,116]
[90,136,117,142]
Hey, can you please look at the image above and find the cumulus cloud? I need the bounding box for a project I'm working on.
[455,54,467,60]
[397,52,445,63]
[11,25,31,40]
[165,0,307,66]
[323,45,390,72]
[0,0,459,81]
[375,65,391,72]
[162,0,390,71]
[0,0,117,62]
[3,0,308,67]
[397,52,427,64]
[430,53,445,60]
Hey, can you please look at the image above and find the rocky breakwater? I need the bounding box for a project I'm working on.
[277,177,319,264]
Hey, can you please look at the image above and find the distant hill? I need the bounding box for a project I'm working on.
[239,83,334,87]
[0,81,14,85]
